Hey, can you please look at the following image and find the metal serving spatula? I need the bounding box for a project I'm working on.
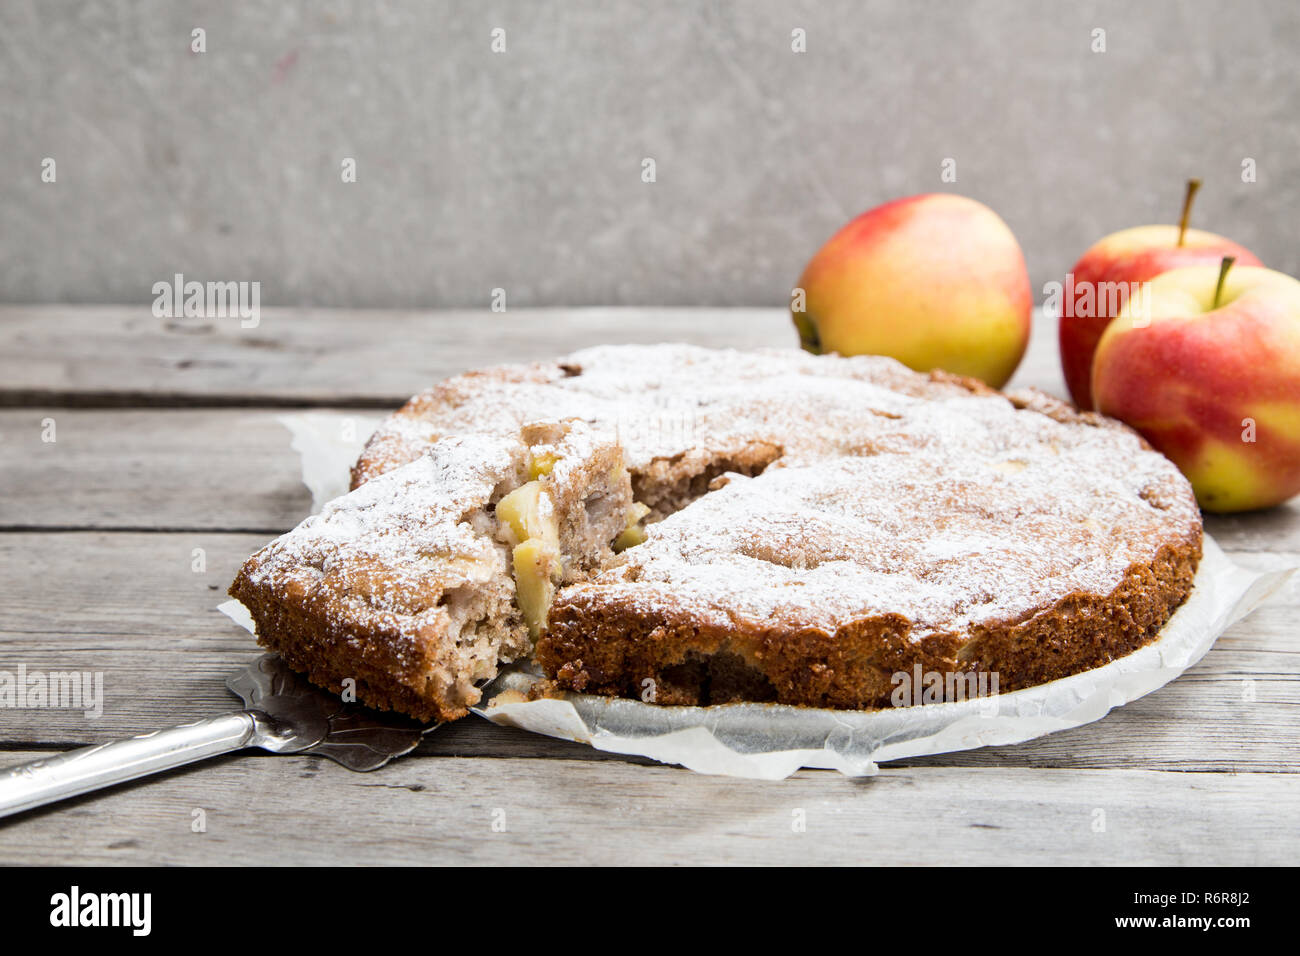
[0,655,435,820]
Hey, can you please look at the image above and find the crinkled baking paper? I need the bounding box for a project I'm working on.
[220,412,1292,780]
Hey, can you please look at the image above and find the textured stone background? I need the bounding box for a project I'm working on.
[2,0,1296,308]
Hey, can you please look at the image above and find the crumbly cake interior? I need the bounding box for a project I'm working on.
[235,344,1203,720]
[230,421,633,720]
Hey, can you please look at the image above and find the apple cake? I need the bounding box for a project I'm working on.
[230,420,635,721]
[232,344,1202,720]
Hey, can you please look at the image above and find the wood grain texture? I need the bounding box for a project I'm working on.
[0,410,314,531]
[1,752,1293,865]
[5,405,1298,549]
[1,304,1298,866]
[0,305,794,407]
[0,303,1069,405]
[0,533,1295,774]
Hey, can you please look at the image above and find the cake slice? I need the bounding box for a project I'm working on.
[230,420,635,721]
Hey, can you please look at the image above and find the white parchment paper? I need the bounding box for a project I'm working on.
[277,413,383,512]
[224,413,1293,780]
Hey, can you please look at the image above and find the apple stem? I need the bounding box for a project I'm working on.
[1177,178,1202,247]
[1213,256,1236,310]
[793,312,822,354]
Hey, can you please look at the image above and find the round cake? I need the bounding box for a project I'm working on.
[343,344,1202,712]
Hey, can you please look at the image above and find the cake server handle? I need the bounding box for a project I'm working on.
[0,711,259,820]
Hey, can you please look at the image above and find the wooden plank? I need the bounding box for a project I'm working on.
[1,306,1293,861]
[0,531,642,762]
[1204,506,1300,554]
[0,305,796,407]
[0,304,1074,407]
[0,754,1294,865]
[0,533,1296,773]
[6,405,1299,550]
[0,304,1068,531]
[0,409,314,531]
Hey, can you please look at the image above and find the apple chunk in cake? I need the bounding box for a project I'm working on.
[229,420,635,721]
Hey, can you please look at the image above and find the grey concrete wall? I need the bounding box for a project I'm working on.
[2,0,1296,308]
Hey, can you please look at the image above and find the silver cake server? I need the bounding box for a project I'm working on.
[0,654,435,820]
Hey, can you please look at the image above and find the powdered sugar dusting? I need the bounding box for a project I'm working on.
[356,345,994,483]
[255,345,1201,692]
[353,344,1199,641]
[237,422,628,706]
[248,431,523,600]
[591,405,1199,636]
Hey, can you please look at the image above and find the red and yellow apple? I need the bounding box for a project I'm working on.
[1093,262,1300,512]
[793,194,1032,389]
[1059,181,1261,410]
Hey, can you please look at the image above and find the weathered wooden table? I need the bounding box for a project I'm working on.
[1,305,1296,865]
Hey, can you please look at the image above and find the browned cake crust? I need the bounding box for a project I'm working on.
[231,431,526,723]
[237,344,1204,718]
[532,371,1202,708]
[231,422,632,722]
[537,541,1199,709]
[532,369,1203,707]
[231,564,453,721]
